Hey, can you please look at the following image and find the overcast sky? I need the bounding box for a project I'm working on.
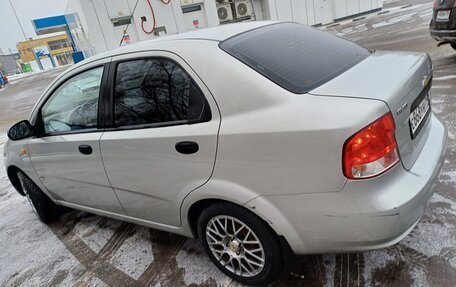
[0,0,69,54]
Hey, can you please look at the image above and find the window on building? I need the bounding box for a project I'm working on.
[48,39,71,51]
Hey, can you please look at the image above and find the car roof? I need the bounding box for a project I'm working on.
[80,21,277,64]
[37,21,279,107]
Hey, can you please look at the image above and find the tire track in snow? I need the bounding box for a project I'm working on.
[333,253,365,287]
[48,219,137,286]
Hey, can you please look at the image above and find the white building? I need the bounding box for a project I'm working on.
[65,0,383,58]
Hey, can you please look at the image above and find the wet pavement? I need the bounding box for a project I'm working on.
[1,0,455,286]
[0,67,68,133]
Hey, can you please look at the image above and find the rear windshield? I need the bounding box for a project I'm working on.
[220,23,371,94]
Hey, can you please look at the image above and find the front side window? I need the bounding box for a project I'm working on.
[114,58,207,127]
[41,67,103,133]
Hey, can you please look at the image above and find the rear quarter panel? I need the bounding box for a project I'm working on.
[173,41,390,201]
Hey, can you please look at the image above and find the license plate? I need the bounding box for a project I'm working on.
[437,10,451,20]
[409,94,430,138]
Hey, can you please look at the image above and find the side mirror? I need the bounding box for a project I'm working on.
[7,120,34,141]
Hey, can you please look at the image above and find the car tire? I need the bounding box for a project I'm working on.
[17,171,61,223]
[197,202,284,286]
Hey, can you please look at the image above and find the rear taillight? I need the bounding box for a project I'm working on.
[343,113,400,180]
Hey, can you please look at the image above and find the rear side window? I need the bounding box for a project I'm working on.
[220,22,371,94]
[114,58,209,127]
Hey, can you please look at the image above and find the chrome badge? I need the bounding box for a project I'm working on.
[397,102,408,116]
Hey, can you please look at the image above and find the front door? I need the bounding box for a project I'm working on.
[28,64,124,214]
[100,52,220,226]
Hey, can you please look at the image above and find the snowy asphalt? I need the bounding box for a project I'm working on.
[1,1,455,286]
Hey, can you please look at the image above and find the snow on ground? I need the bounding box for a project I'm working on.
[322,255,335,287]
[175,239,230,286]
[0,136,85,286]
[362,249,396,285]
[329,2,432,39]
[372,11,418,28]
[6,65,72,85]
[1,2,456,286]
[108,226,154,280]
[434,75,456,81]
[0,132,233,286]
[72,216,123,254]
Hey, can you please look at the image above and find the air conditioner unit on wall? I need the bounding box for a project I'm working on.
[181,0,191,5]
[234,0,253,19]
[181,0,204,6]
[217,3,234,23]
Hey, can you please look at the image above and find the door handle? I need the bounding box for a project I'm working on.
[78,145,93,155]
[175,141,199,154]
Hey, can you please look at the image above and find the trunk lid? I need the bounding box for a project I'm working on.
[310,51,433,171]
[432,0,456,30]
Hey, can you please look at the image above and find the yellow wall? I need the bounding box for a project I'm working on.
[17,34,73,62]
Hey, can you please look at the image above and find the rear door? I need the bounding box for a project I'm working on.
[28,59,125,214]
[100,51,220,227]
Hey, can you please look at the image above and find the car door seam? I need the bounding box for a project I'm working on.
[98,131,130,216]
[177,79,223,227]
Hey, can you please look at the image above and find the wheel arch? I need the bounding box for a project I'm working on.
[181,180,296,257]
[187,198,233,238]
[7,165,25,196]
[186,197,295,274]
[186,198,293,251]
[244,195,306,255]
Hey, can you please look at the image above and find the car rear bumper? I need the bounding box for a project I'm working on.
[430,28,456,43]
[246,114,447,254]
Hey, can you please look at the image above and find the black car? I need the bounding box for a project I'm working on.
[430,0,456,50]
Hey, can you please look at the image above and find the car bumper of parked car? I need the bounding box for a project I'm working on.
[430,29,456,43]
[246,114,447,254]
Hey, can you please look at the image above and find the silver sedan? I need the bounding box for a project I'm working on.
[3,22,447,286]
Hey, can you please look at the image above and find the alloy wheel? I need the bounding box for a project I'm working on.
[206,215,265,277]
